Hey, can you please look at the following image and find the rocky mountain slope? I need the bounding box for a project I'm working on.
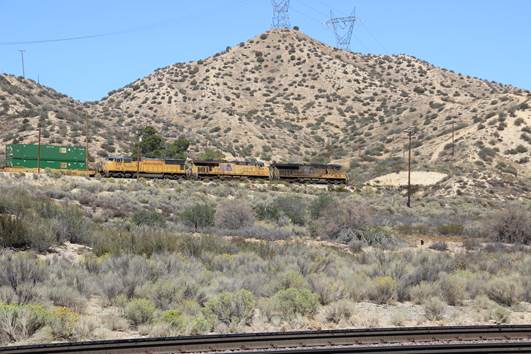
[1,29,530,197]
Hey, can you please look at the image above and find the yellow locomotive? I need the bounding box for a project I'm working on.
[102,158,347,184]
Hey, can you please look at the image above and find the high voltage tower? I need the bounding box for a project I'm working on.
[271,0,290,29]
[327,8,357,51]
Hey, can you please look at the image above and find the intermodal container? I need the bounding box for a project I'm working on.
[6,144,86,162]
[7,159,87,170]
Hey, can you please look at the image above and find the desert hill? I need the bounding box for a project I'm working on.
[1,28,530,197]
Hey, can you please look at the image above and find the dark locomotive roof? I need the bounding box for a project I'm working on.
[107,157,133,162]
[193,160,265,167]
[193,160,223,166]
[272,162,342,170]
[164,159,186,165]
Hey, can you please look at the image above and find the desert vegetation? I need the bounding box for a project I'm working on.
[0,173,530,345]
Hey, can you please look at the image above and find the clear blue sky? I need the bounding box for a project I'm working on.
[1,0,529,101]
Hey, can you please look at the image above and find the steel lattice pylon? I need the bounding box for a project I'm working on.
[327,8,356,51]
[271,0,290,29]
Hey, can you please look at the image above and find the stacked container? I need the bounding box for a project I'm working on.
[6,144,87,171]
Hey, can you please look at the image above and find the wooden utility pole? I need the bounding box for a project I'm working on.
[18,50,26,78]
[37,125,41,174]
[136,136,142,179]
[404,127,415,208]
[85,115,89,168]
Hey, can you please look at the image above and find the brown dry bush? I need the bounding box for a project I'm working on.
[485,207,531,244]
[215,201,255,230]
[313,199,372,240]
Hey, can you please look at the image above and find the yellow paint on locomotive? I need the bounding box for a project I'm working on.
[192,162,270,178]
[103,159,186,176]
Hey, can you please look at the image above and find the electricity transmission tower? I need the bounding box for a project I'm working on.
[271,0,290,29]
[327,8,357,51]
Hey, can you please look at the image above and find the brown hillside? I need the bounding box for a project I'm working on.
[1,29,530,197]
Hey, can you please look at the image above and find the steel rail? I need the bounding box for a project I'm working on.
[0,325,530,354]
[226,342,531,353]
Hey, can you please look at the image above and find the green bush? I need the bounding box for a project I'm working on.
[203,289,255,327]
[125,298,156,326]
[309,194,335,219]
[48,306,80,339]
[160,309,185,330]
[132,210,165,227]
[271,288,319,320]
[367,276,397,304]
[198,148,224,161]
[0,216,28,249]
[181,203,215,230]
[271,195,308,226]
[0,303,49,344]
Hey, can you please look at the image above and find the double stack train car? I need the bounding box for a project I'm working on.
[2,144,347,184]
[3,143,95,176]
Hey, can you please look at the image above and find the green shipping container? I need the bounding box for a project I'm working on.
[6,144,86,162]
[7,159,87,170]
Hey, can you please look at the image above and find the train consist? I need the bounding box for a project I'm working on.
[103,158,347,183]
[2,144,347,184]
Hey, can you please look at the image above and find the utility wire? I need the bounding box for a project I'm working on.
[293,0,328,19]
[290,5,327,29]
[357,17,388,53]
[0,18,176,46]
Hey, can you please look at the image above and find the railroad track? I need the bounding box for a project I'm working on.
[1,325,530,353]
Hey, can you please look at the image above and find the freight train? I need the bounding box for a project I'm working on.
[2,144,347,184]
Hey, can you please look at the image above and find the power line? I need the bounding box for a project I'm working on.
[293,0,327,18]
[0,19,176,46]
[290,5,326,28]
[357,17,388,53]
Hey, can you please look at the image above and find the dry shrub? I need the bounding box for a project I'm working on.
[485,207,531,244]
[409,282,440,305]
[215,201,255,230]
[323,299,354,324]
[438,273,465,306]
[367,276,397,304]
[485,278,522,306]
[424,297,445,321]
[490,306,511,324]
[313,199,372,240]
[0,303,49,344]
[429,241,448,251]
[307,274,345,305]
[203,289,255,327]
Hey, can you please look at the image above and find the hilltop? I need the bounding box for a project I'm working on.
[1,29,530,198]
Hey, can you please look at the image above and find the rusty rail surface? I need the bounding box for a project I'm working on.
[0,325,530,353]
